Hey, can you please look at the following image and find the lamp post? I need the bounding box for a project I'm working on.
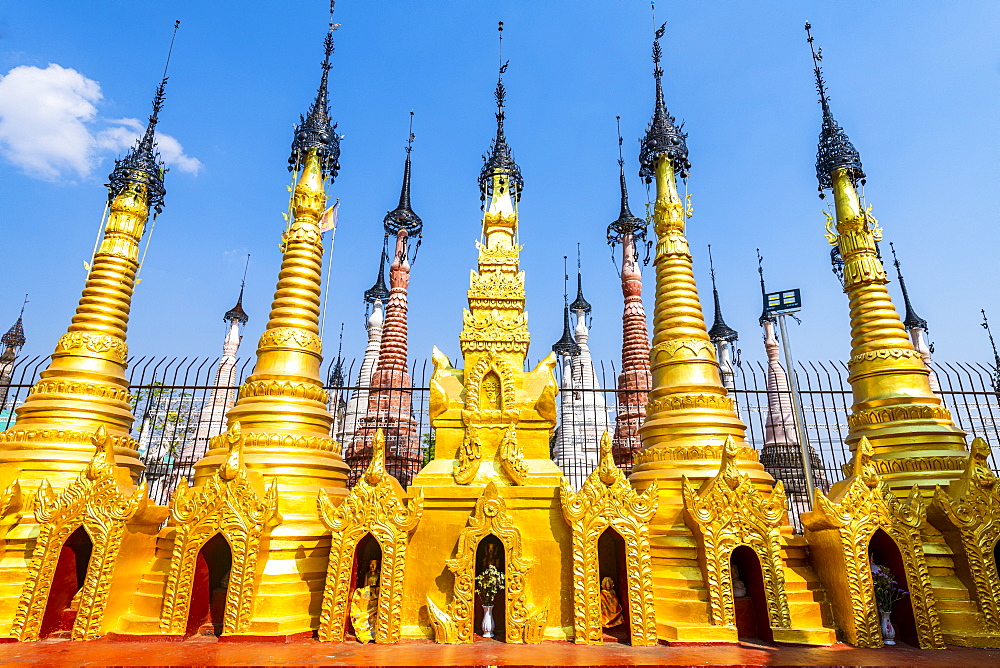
[763,288,816,508]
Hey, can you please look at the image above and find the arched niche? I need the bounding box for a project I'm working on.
[184,533,233,637]
[474,534,507,640]
[317,429,422,643]
[559,432,658,646]
[38,526,92,639]
[346,533,384,643]
[868,529,918,647]
[731,545,773,643]
[597,528,629,643]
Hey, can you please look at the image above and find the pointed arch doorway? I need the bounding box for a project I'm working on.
[184,533,233,637]
[38,526,93,638]
[347,533,384,643]
[474,534,506,640]
[869,529,918,647]
[730,545,773,643]
[597,527,630,643]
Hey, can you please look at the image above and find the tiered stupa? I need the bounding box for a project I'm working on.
[628,23,834,644]
[187,283,249,462]
[552,263,609,489]
[606,120,652,471]
[404,34,569,642]
[0,48,174,640]
[352,126,422,486]
[338,262,386,449]
[0,303,27,411]
[115,24,349,639]
[755,257,827,511]
[800,23,1000,648]
[889,243,940,393]
[706,246,738,391]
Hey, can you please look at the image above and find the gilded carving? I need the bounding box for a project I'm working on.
[238,379,328,404]
[452,353,528,485]
[433,483,537,643]
[682,435,792,632]
[871,455,967,476]
[646,392,737,416]
[633,442,759,467]
[498,424,527,486]
[847,404,952,428]
[847,348,924,368]
[257,327,323,354]
[560,432,658,645]
[11,426,161,641]
[932,437,1000,633]
[0,478,22,528]
[54,332,128,363]
[454,426,483,485]
[802,436,945,649]
[651,339,716,364]
[239,430,339,453]
[159,422,279,636]
[0,427,139,451]
[27,380,131,404]
[317,430,423,642]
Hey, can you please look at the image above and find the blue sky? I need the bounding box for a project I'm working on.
[1,1,998,377]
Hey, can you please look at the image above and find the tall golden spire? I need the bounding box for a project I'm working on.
[633,22,754,469]
[805,22,966,490]
[629,22,834,645]
[197,22,347,484]
[0,22,179,487]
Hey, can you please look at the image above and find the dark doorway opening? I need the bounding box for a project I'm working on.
[597,527,631,644]
[185,533,232,637]
[994,539,1000,593]
[731,546,773,643]
[474,534,506,641]
[39,526,93,638]
[869,529,918,647]
[347,533,383,642]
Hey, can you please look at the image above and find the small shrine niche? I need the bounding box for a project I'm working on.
[597,528,629,642]
[869,529,918,647]
[481,372,502,411]
[185,533,232,637]
[474,534,507,640]
[38,526,92,639]
[730,545,772,643]
[349,533,383,643]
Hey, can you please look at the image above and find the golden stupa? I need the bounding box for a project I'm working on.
[0,11,997,656]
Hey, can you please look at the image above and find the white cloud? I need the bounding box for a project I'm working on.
[0,63,201,181]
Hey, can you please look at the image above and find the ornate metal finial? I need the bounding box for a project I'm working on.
[553,256,580,357]
[607,115,647,247]
[805,21,865,195]
[363,243,390,305]
[224,254,250,325]
[889,242,928,332]
[106,20,179,216]
[982,309,1000,393]
[384,111,423,239]
[328,323,345,387]
[638,21,690,183]
[1,294,27,350]
[757,249,774,326]
[830,245,846,286]
[707,245,738,343]
[569,243,592,315]
[478,21,524,208]
[289,3,342,182]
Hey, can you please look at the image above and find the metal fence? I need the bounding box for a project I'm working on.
[3,355,999,528]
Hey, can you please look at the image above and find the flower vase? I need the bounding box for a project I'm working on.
[879,610,896,646]
[482,604,495,639]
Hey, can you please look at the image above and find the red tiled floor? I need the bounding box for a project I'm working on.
[1,636,999,666]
